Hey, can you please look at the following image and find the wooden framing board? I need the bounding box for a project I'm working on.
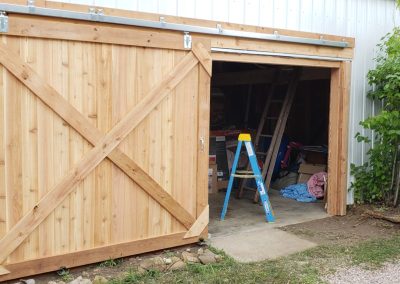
[6,14,191,51]
[196,62,211,217]
[327,62,351,215]
[0,231,206,282]
[211,52,341,68]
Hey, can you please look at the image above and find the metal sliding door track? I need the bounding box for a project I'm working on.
[0,3,349,48]
[211,47,352,62]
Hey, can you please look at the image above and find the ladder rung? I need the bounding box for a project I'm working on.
[232,174,261,178]
[259,134,272,137]
[266,117,278,120]
[256,151,267,155]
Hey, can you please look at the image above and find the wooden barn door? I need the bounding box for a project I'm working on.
[0,28,211,280]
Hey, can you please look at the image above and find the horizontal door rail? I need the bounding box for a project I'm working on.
[0,3,349,48]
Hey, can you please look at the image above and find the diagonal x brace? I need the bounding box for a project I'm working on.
[0,44,199,263]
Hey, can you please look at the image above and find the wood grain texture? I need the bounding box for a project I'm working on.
[196,64,211,217]
[192,42,212,77]
[0,62,5,240]
[7,14,188,51]
[0,46,199,263]
[0,40,197,238]
[211,52,341,68]
[327,68,340,215]
[0,265,10,276]
[184,205,209,238]
[339,62,351,215]
[0,232,201,282]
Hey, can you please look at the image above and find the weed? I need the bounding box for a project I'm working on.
[100,258,123,268]
[57,267,73,282]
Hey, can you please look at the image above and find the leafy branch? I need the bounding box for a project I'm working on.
[351,28,400,205]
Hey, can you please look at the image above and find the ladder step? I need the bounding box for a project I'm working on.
[256,151,267,155]
[259,134,272,138]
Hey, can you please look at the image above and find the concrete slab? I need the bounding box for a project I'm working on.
[208,188,327,261]
[210,227,317,262]
[209,189,329,238]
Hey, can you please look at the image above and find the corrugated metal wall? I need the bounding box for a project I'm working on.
[52,0,400,204]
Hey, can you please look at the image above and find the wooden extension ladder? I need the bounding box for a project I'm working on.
[238,68,302,202]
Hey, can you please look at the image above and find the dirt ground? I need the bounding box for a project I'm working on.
[10,205,400,284]
[281,205,400,245]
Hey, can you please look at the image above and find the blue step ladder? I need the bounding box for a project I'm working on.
[220,133,275,223]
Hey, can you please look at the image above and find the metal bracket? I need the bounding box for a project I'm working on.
[0,11,8,33]
[183,32,192,49]
[216,24,223,34]
[27,0,35,12]
[159,16,166,27]
[88,7,104,21]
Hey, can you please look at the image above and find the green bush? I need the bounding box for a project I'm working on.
[351,28,400,204]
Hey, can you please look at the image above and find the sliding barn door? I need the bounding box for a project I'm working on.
[0,28,211,280]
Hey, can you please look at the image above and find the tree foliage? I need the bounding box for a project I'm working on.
[351,28,400,204]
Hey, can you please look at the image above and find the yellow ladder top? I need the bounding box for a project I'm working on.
[238,133,251,141]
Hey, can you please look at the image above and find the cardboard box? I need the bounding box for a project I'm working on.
[297,173,312,184]
[217,180,228,190]
[209,136,229,181]
[305,150,327,164]
[209,155,217,165]
[208,164,218,194]
[298,163,327,175]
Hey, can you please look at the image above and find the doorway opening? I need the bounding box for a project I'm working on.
[208,61,332,237]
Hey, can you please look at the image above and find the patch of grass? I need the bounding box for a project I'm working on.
[99,257,123,268]
[109,234,400,284]
[351,234,400,266]
[57,267,73,282]
[163,250,176,258]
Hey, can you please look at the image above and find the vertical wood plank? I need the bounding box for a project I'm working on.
[68,41,87,250]
[133,47,151,238]
[94,43,112,246]
[5,37,23,262]
[68,42,80,252]
[120,45,138,240]
[36,38,55,259]
[196,65,210,217]
[110,43,127,243]
[51,39,70,255]
[171,50,187,233]
[159,48,175,235]
[327,68,340,215]
[21,38,39,260]
[0,51,5,239]
[338,61,351,215]
[173,56,198,218]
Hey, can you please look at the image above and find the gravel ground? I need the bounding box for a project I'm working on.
[324,262,400,284]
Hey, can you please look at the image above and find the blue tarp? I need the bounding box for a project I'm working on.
[280,183,316,203]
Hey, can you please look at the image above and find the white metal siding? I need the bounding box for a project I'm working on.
[52,0,400,204]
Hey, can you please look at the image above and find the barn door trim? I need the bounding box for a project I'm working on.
[184,205,209,239]
[0,42,211,264]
